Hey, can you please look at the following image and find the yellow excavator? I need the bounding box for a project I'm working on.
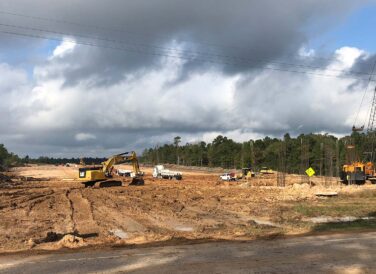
[78,151,144,187]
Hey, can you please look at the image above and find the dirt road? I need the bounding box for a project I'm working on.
[1,231,375,273]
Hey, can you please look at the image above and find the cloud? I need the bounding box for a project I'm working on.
[0,0,367,86]
[75,133,96,141]
[0,1,374,157]
[1,44,372,157]
[52,38,76,58]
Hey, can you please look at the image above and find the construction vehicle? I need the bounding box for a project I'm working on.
[220,168,255,181]
[340,144,376,184]
[152,165,182,180]
[219,172,237,181]
[342,85,376,184]
[78,151,144,187]
[260,167,274,174]
[340,161,375,184]
[116,169,133,177]
[242,168,255,178]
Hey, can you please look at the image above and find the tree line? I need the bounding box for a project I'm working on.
[0,144,22,170]
[141,132,374,175]
[0,130,374,175]
[0,145,106,170]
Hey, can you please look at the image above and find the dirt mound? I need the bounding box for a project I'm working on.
[40,232,87,249]
[57,234,86,248]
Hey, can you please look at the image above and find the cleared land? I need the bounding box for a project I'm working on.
[0,165,376,253]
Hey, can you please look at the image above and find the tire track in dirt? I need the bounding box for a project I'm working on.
[102,189,201,234]
[67,189,99,235]
[3,190,55,211]
[63,189,75,233]
[86,189,148,235]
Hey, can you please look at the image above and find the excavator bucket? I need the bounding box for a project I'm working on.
[129,177,144,186]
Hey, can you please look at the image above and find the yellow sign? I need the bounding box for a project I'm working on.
[305,167,315,177]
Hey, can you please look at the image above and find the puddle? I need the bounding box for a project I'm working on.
[250,218,282,228]
[174,225,194,232]
[109,229,129,239]
[306,216,375,224]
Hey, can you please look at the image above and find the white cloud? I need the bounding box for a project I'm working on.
[52,38,76,58]
[75,133,96,141]
[298,47,315,58]
[331,47,365,70]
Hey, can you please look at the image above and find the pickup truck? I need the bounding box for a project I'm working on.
[219,172,237,181]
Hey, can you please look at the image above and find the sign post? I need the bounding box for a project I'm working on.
[305,167,316,187]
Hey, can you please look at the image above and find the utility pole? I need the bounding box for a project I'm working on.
[250,140,255,168]
[336,139,339,178]
[300,138,303,175]
[155,145,160,164]
[241,142,245,168]
[320,142,324,176]
[174,136,181,165]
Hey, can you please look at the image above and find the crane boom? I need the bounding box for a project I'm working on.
[367,86,376,133]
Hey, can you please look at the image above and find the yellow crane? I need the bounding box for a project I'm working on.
[78,151,144,187]
[342,85,376,184]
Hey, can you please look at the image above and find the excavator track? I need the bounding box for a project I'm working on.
[84,178,143,188]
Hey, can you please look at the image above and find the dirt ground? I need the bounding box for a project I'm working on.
[1,164,376,253]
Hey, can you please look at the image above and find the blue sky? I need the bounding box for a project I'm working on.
[311,3,376,53]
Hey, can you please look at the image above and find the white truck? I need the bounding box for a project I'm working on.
[219,172,237,181]
[116,169,133,177]
[116,169,144,178]
[153,165,183,180]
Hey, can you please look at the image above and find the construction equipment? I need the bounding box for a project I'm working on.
[116,169,133,177]
[342,85,376,184]
[219,172,237,181]
[260,167,274,174]
[340,161,375,184]
[152,165,182,180]
[242,168,255,178]
[78,151,144,187]
[220,168,255,182]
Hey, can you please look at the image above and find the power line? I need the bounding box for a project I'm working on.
[0,9,352,63]
[0,28,374,82]
[1,22,373,77]
[2,21,373,76]
[0,25,375,82]
[352,60,376,128]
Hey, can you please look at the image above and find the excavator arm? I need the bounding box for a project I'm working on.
[101,151,142,176]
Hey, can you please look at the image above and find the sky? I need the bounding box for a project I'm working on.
[0,0,376,157]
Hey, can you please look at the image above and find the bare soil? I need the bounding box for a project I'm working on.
[1,165,376,253]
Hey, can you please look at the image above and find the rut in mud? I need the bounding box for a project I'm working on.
[67,189,98,235]
[1,165,376,253]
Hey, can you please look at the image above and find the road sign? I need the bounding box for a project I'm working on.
[305,167,315,177]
